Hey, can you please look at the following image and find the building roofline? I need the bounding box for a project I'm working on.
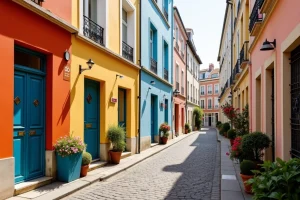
[187,40,202,64]
[173,6,189,39]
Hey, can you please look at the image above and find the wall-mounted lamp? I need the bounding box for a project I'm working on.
[150,81,156,85]
[79,59,94,74]
[116,74,124,79]
[218,97,221,102]
[173,89,180,97]
[260,39,276,51]
[148,87,151,90]
[228,94,232,99]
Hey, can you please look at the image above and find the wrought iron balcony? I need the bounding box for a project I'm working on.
[249,0,264,34]
[163,8,168,20]
[150,58,157,74]
[237,0,241,17]
[200,91,205,95]
[83,15,104,46]
[181,87,184,95]
[181,51,184,59]
[208,105,212,109]
[164,68,168,81]
[31,0,44,5]
[240,41,249,69]
[176,82,179,90]
[233,60,241,81]
[122,41,134,62]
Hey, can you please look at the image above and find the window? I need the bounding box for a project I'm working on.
[175,64,179,90]
[207,85,212,94]
[187,81,189,98]
[214,84,219,94]
[181,71,184,94]
[211,73,219,78]
[208,99,212,109]
[175,26,179,42]
[200,86,205,95]
[214,97,219,109]
[200,99,205,109]
[150,24,157,73]
[150,30,153,58]
[122,9,128,43]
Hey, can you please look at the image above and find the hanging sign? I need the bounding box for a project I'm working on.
[111,97,118,103]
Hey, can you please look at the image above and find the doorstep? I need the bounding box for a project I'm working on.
[121,152,131,159]
[150,143,159,148]
[14,177,53,196]
[88,161,107,172]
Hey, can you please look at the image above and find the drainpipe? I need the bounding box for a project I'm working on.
[137,0,142,154]
[185,42,188,123]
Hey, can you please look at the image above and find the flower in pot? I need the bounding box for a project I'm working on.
[241,132,271,167]
[159,123,170,144]
[227,129,237,146]
[247,158,300,199]
[184,123,190,134]
[54,135,86,182]
[107,125,126,164]
[240,160,256,194]
[80,151,92,177]
[228,136,243,161]
[222,122,230,138]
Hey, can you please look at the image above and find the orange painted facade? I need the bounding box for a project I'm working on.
[249,0,300,160]
[0,1,71,158]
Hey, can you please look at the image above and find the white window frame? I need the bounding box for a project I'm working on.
[208,98,212,110]
[214,97,219,109]
[214,84,219,94]
[207,84,212,95]
[80,0,108,46]
[120,0,136,62]
[150,29,153,58]
[200,99,205,109]
[200,85,205,95]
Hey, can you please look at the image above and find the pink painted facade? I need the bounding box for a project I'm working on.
[199,65,220,127]
[173,7,187,135]
[249,0,300,160]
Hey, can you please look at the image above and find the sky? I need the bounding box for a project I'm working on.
[174,0,226,69]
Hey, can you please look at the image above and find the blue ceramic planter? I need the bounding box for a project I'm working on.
[56,153,82,182]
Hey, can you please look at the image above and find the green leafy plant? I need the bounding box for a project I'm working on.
[240,160,256,175]
[54,135,86,157]
[159,123,170,138]
[188,128,191,133]
[107,125,126,152]
[248,158,300,200]
[241,132,271,161]
[219,124,224,136]
[222,122,231,133]
[193,107,203,130]
[82,152,92,166]
[227,129,237,139]
[233,104,249,136]
[216,121,222,126]
[185,123,190,130]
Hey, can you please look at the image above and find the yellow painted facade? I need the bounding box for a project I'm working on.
[232,0,250,111]
[70,0,140,159]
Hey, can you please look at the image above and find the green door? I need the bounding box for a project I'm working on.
[118,88,126,142]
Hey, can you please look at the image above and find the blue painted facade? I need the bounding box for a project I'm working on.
[140,0,174,142]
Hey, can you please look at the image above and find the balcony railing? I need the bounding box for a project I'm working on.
[215,105,219,109]
[175,42,179,50]
[215,90,219,94]
[219,79,229,98]
[181,51,184,59]
[208,91,212,94]
[249,0,264,32]
[240,41,249,64]
[164,68,168,81]
[122,41,134,62]
[237,0,241,17]
[176,82,179,90]
[200,92,205,95]
[163,8,168,20]
[233,59,241,81]
[208,105,212,109]
[83,15,104,46]
[150,58,157,74]
[181,87,184,95]
[31,0,44,4]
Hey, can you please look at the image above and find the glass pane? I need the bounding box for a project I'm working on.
[122,23,127,43]
[14,50,41,70]
[118,89,125,122]
[122,9,127,23]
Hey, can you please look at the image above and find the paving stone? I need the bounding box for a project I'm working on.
[63,128,219,200]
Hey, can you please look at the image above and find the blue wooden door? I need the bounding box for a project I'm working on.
[84,79,100,160]
[14,70,45,184]
[151,96,155,143]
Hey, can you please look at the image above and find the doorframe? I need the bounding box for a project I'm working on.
[13,46,46,183]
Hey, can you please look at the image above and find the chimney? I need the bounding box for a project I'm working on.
[209,63,214,72]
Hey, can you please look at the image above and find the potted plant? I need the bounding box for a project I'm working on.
[241,132,271,167]
[193,107,203,130]
[54,135,86,182]
[184,123,190,134]
[240,160,256,194]
[159,123,170,144]
[107,125,126,164]
[227,136,243,162]
[216,121,222,130]
[80,151,92,177]
[248,158,300,199]
[227,129,237,146]
[222,122,230,138]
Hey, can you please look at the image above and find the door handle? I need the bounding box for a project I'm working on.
[29,130,36,136]
[85,123,92,128]
[18,131,25,136]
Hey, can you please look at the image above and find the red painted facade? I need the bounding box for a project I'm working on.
[0,1,71,158]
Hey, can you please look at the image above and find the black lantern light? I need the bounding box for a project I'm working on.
[79,59,95,74]
[260,39,276,51]
[173,89,180,97]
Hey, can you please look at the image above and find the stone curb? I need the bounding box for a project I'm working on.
[11,131,199,200]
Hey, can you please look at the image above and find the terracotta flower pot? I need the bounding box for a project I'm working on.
[80,165,89,177]
[109,151,122,164]
[185,129,188,134]
[240,174,254,194]
[161,137,168,144]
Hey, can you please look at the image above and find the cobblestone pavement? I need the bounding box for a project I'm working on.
[64,128,220,200]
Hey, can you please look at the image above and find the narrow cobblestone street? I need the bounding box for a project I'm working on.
[64,128,220,200]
